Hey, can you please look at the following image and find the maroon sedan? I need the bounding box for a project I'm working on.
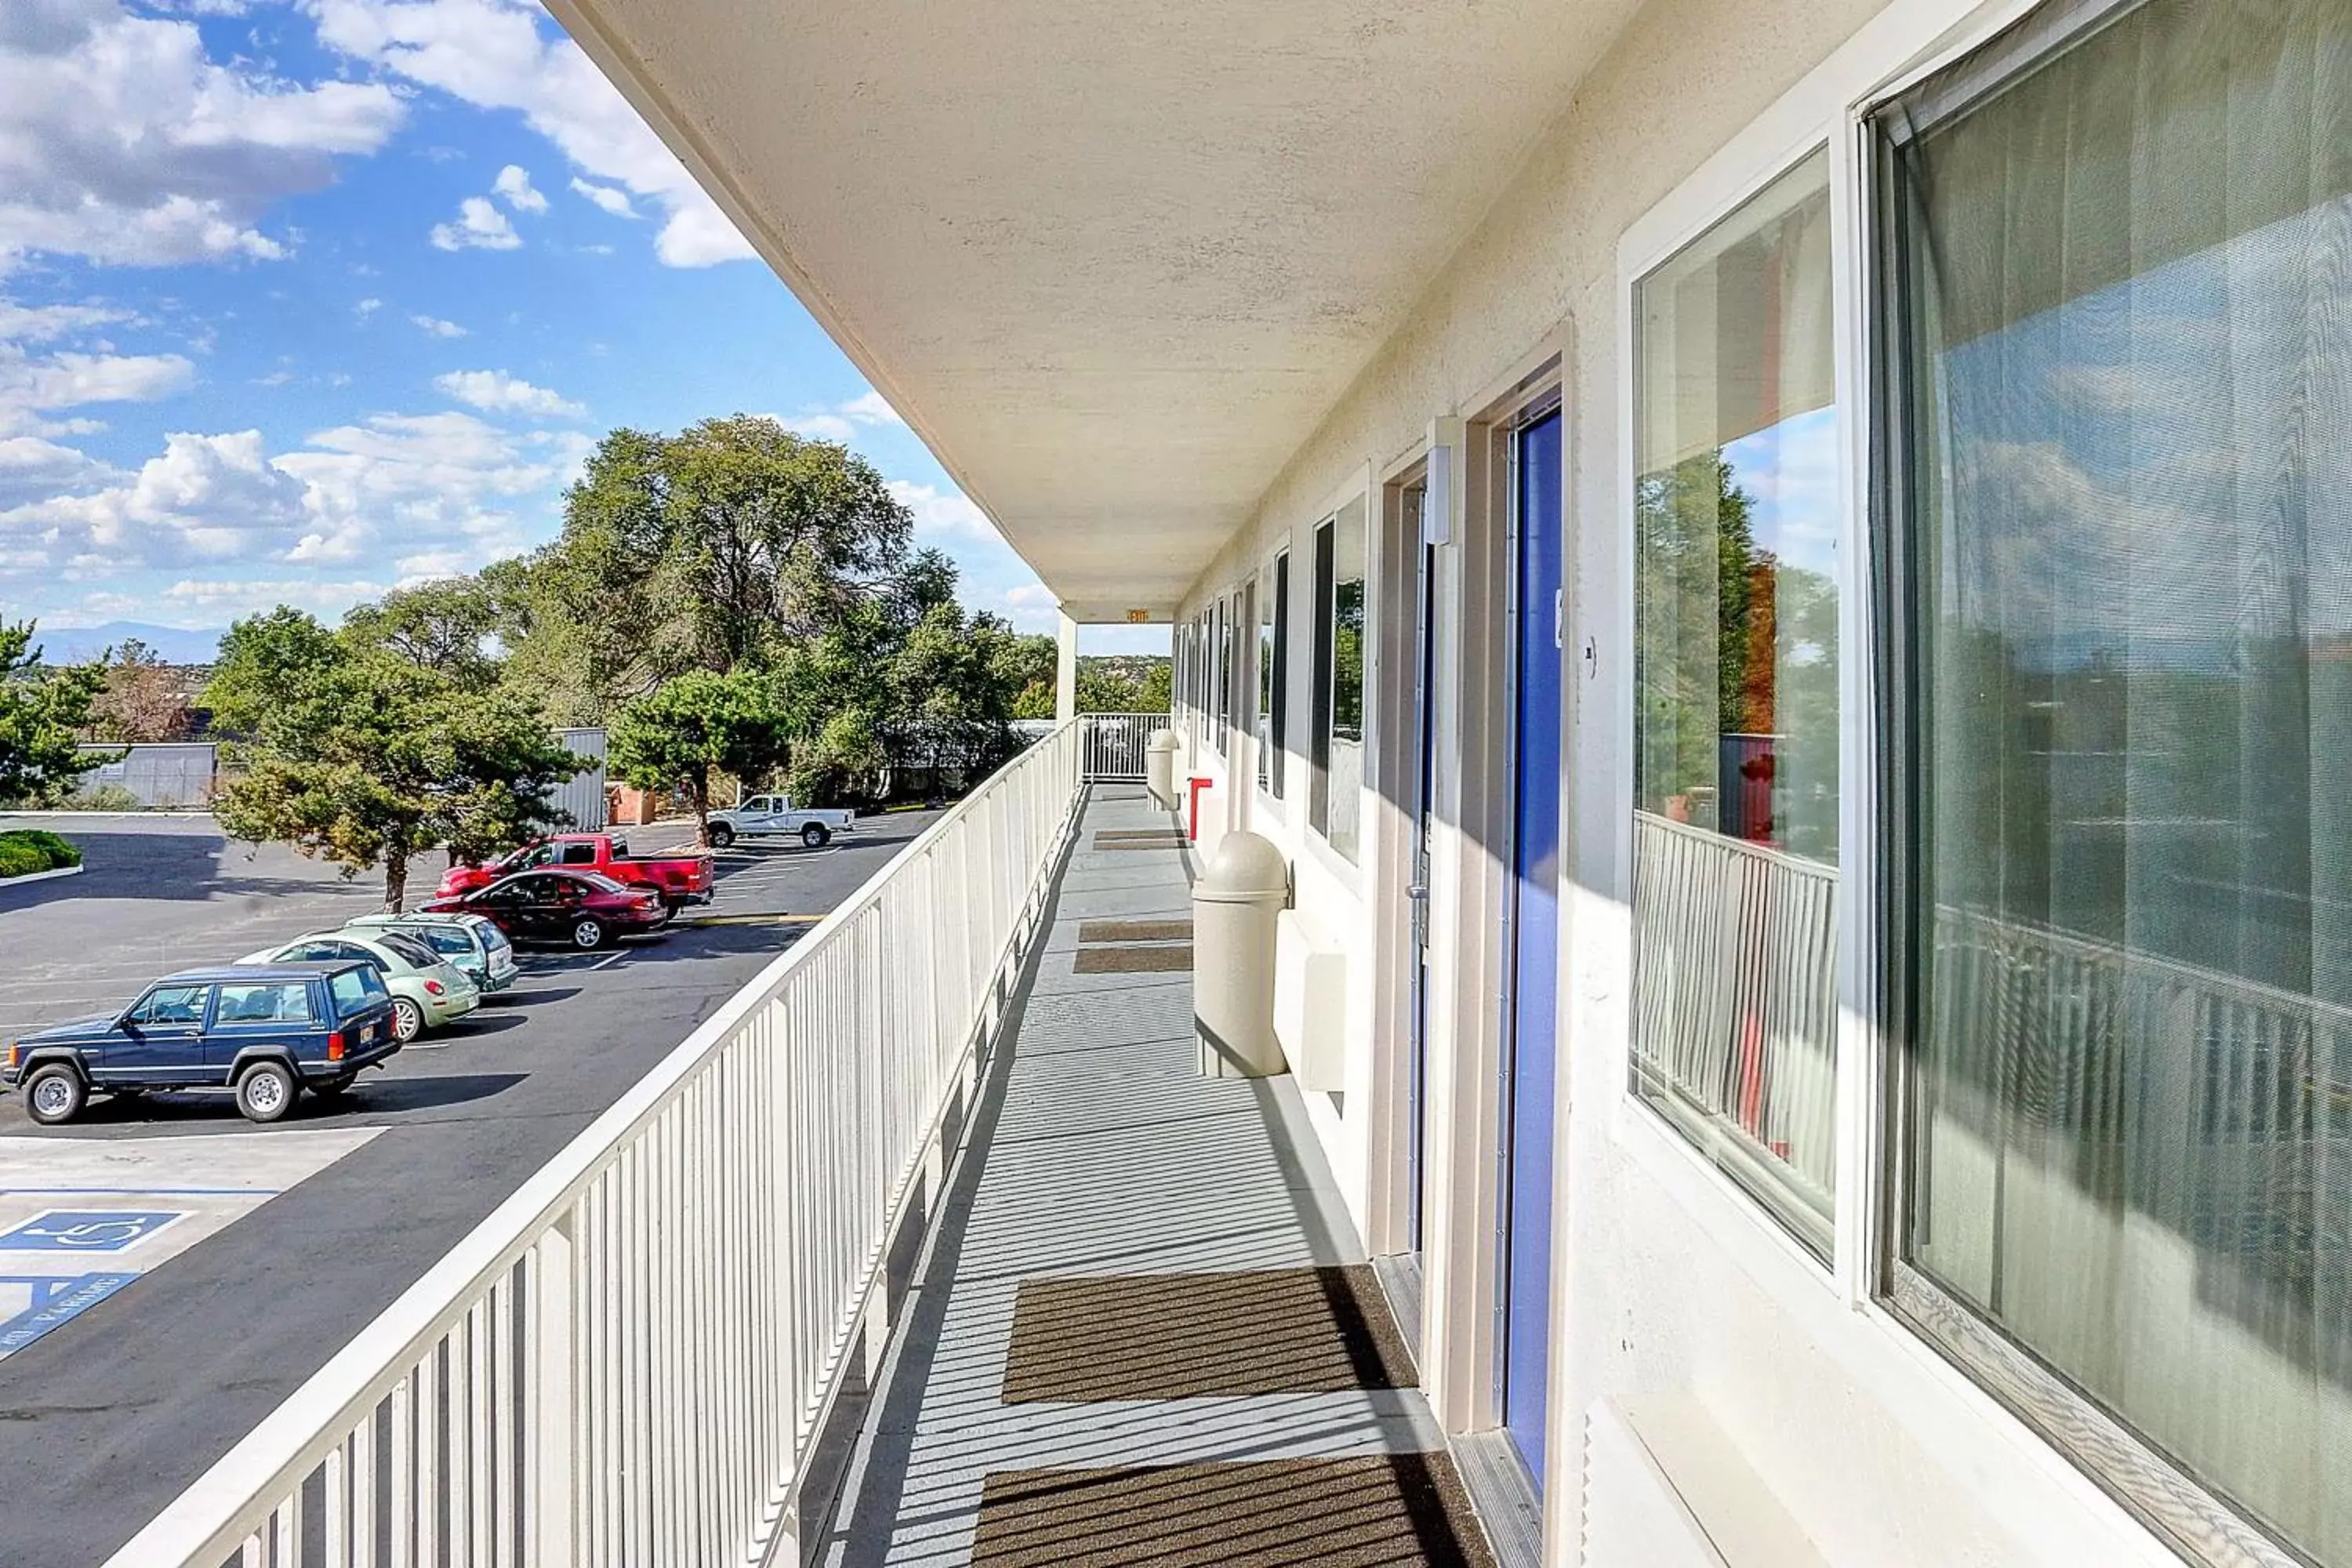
[421,869,668,951]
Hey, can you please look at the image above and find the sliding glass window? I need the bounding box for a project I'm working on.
[1881,1,2352,1559]
[1259,553,1290,798]
[1310,500,1369,859]
[1630,150,1839,1258]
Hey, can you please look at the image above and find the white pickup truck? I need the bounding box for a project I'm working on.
[704,793,856,850]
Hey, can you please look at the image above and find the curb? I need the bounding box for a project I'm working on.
[674,912,821,928]
[0,863,85,890]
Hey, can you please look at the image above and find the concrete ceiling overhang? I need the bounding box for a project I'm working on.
[547,0,1642,613]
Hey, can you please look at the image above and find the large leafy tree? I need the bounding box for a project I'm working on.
[208,611,580,909]
[608,668,791,846]
[0,622,112,804]
[512,416,916,719]
[341,576,506,691]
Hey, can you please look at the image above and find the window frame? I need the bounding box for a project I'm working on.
[1257,546,1291,808]
[1604,1,2337,1561]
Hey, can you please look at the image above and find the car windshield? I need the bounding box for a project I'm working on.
[377,931,441,969]
[328,967,386,1016]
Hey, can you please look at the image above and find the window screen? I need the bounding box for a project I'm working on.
[1630,149,1841,1258]
[1880,1,2352,1557]
[1310,501,1368,859]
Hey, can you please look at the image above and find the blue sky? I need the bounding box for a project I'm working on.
[0,0,1160,657]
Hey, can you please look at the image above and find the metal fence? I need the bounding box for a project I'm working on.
[1078,711,1165,781]
[106,719,1086,1568]
[73,742,217,808]
[1630,810,1839,1250]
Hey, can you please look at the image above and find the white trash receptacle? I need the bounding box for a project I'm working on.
[1193,831,1289,1077]
[1145,729,1181,811]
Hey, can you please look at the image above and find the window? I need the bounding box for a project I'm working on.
[1630,149,1839,1258]
[413,927,471,957]
[1880,2,2352,1558]
[330,967,385,1015]
[215,982,314,1025]
[379,932,441,970]
[127,985,208,1026]
[559,842,597,866]
[1258,552,1290,798]
[1310,499,1368,859]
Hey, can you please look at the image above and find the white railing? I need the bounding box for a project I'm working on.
[1078,711,1165,781]
[1631,810,1839,1250]
[110,720,1087,1568]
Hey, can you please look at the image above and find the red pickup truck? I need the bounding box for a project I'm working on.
[436,833,717,913]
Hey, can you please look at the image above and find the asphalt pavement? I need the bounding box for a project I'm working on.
[0,807,942,1566]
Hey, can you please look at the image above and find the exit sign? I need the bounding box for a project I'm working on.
[1126,609,1151,624]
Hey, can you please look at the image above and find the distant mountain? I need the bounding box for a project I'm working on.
[24,622,223,666]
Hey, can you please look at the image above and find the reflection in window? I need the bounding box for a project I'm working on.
[1631,149,1839,1258]
[1884,2,2352,1556]
[1311,499,1368,859]
[1259,553,1289,798]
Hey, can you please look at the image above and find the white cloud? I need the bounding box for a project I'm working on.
[430,194,520,252]
[887,480,1003,546]
[491,163,546,213]
[0,299,132,342]
[355,296,383,317]
[568,177,636,219]
[307,0,756,268]
[0,405,589,581]
[410,314,466,338]
[0,341,194,437]
[785,388,908,442]
[0,0,404,268]
[433,368,583,419]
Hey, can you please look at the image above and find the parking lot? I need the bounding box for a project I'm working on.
[0,808,939,1566]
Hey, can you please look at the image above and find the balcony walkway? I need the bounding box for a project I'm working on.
[818,786,1494,1565]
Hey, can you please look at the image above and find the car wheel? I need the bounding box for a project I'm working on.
[235,1060,298,1123]
[391,996,425,1043]
[23,1062,86,1126]
[236,1062,301,1123]
[708,822,735,848]
[800,822,832,849]
[571,917,609,950]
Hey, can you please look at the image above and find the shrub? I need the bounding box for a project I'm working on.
[17,829,79,867]
[55,785,143,812]
[0,829,79,876]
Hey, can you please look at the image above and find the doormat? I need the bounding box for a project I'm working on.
[1001,1265,1414,1401]
[968,1454,1494,1566]
[1076,919,1192,943]
[1091,833,1189,851]
[1071,944,1191,974]
[1094,829,1189,840]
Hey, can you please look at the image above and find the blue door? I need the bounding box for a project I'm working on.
[1503,407,1563,1483]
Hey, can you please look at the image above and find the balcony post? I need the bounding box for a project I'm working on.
[1054,610,1078,722]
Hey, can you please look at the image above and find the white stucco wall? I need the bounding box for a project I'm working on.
[1169,0,2198,1563]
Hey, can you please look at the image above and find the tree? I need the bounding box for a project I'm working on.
[88,639,194,743]
[0,622,112,804]
[208,611,579,909]
[608,669,789,846]
[342,577,504,690]
[511,417,916,717]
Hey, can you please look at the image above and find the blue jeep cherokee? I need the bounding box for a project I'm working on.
[2,961,403,1126]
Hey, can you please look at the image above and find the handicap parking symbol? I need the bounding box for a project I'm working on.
[0,1210,184,1253]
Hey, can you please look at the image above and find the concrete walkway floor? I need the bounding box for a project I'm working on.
[817,786,1493,1566]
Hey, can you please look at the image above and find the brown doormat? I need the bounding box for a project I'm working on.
[1077,919,1193,943]
[1095,829,1189,841]
[1091,838,1190,851]
[1002,1266,1414,1401]
[1072,945,1192,974]
[969,1454,1495,1566]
